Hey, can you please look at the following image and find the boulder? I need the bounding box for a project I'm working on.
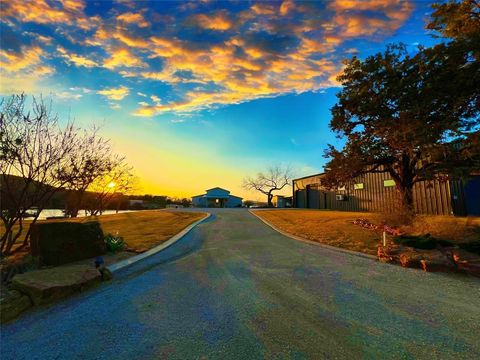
[0,288,32,323]
[30,221,105,266]
[11,264,101,306]
[420,250,456,272]
[452,249,480,277]
[377,244,404,264]
[399,249,423,269]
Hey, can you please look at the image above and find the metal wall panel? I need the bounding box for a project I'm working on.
[292,172,473,215]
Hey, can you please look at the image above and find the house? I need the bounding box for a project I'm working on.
[293,172,480,216]
[192,187,243,208]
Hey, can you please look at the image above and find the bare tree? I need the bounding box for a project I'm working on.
[0,94,80,255]
[243,165,292,207]
[0,94,137,255]
[62,127,123,217]
[83,162,138,216]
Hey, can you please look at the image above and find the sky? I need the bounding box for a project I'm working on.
[0,0,442,200]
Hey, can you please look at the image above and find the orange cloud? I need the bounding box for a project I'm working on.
[117,12,150,28]
[330,0,414,38]
[0,45,54,94]
[190,11,232,31]
[113,30,150,48]
[280,0,295,16]
[97,86,130,100]
[250,3,276,15]
[57,46,98,67]
[1,0,414,117]
[103,48,145,69]
[1,0,91,27]
[0,46,44,72]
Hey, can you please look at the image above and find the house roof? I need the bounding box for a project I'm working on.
[192,187,242,200]
[228,194,243,200]
[205,187,230,193]
[292,172,325,181]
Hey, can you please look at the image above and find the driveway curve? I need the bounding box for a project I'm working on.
[2,209,480,359]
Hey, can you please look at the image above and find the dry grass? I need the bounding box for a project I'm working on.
[2,210,206,253]
[399,215,480,244]
[254,210,480,255]
[255,210,381,255]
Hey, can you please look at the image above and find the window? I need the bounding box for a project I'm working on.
[354,183,364,190]
[383,179,395,187]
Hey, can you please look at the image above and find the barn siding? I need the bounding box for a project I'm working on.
[292,172,475,215]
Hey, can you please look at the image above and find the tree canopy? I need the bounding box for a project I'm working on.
[323,0,480,216]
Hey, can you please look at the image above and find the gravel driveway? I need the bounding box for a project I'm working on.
[2,209,479,359]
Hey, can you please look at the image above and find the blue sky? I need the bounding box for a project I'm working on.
[0,0,442,199]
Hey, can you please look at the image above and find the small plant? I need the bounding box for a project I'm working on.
[104,233,126,253]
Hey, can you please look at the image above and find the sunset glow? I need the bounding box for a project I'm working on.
[0,0,440,199]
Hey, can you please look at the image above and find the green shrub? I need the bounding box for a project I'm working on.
[393,234,454,249]
[104,233,126,253]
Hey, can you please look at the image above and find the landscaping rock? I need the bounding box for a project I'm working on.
[30,221,105,266]
[377,244,403,264]
[420,250,456,272]
[399,249,423,269]
[11,264,101,306]
[0,288,32,323]
[452,249,480,277]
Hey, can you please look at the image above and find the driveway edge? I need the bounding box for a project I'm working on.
[107,212,211,273]
[249,210,377,261]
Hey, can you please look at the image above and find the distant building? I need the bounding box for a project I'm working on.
[192,187,243,208]
[128,199,144,206]
[272,195,292,208]
[293,172,480,216]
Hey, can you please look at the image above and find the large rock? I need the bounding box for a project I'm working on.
[0,288,32,323]
[452,249,480,277]
[420,250,456,272]
[399,249,423,269]
[30,221,105,266]
[11,264,101,306]
[377,244,404,264]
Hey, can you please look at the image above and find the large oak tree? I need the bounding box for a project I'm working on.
[323,23,479,216]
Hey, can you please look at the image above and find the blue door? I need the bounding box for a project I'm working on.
[464,177,480,216]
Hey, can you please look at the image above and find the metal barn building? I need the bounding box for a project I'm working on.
[192,187,243,208]
[293,172,480,216]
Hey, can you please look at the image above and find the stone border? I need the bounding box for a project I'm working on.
[107,212,211,273]
[249,210,377,261]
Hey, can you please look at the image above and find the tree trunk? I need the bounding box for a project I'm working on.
[401,186,414,211]
[267,191,274,207]
[395,183,415,224]
[67,190,85,218]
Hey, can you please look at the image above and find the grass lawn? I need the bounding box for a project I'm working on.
[2,210,206,254]
[253,210,480,256]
